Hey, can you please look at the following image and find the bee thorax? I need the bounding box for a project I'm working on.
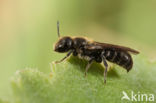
[77,54,91,61]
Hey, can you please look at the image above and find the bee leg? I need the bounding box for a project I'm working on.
[84,59,94,77]
[55,50,73,64]
[101,55,108,84]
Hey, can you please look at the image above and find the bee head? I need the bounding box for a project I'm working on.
[54,36,73,53]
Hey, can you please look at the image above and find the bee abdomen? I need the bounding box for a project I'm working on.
[104,50,133,72]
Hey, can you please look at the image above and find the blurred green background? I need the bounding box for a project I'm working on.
[0,0,156,100]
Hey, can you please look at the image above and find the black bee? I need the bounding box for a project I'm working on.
[54,21,139,83]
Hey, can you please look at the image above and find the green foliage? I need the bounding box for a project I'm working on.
[0,99,9,103]
[11,55,156,103]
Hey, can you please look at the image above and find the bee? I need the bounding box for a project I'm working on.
[54,21,139,84]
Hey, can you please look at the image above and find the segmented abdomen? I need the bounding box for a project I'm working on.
[104,49,133,72]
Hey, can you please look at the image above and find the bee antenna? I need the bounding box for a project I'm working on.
[57,21,60,38]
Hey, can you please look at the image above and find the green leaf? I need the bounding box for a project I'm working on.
[11,55,156,103]
[0,99,9,103]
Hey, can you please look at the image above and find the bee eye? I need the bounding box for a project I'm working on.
[54,36,73,53]
[58,44,63,48]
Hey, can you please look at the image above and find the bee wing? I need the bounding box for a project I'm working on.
[86,42,139,55]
